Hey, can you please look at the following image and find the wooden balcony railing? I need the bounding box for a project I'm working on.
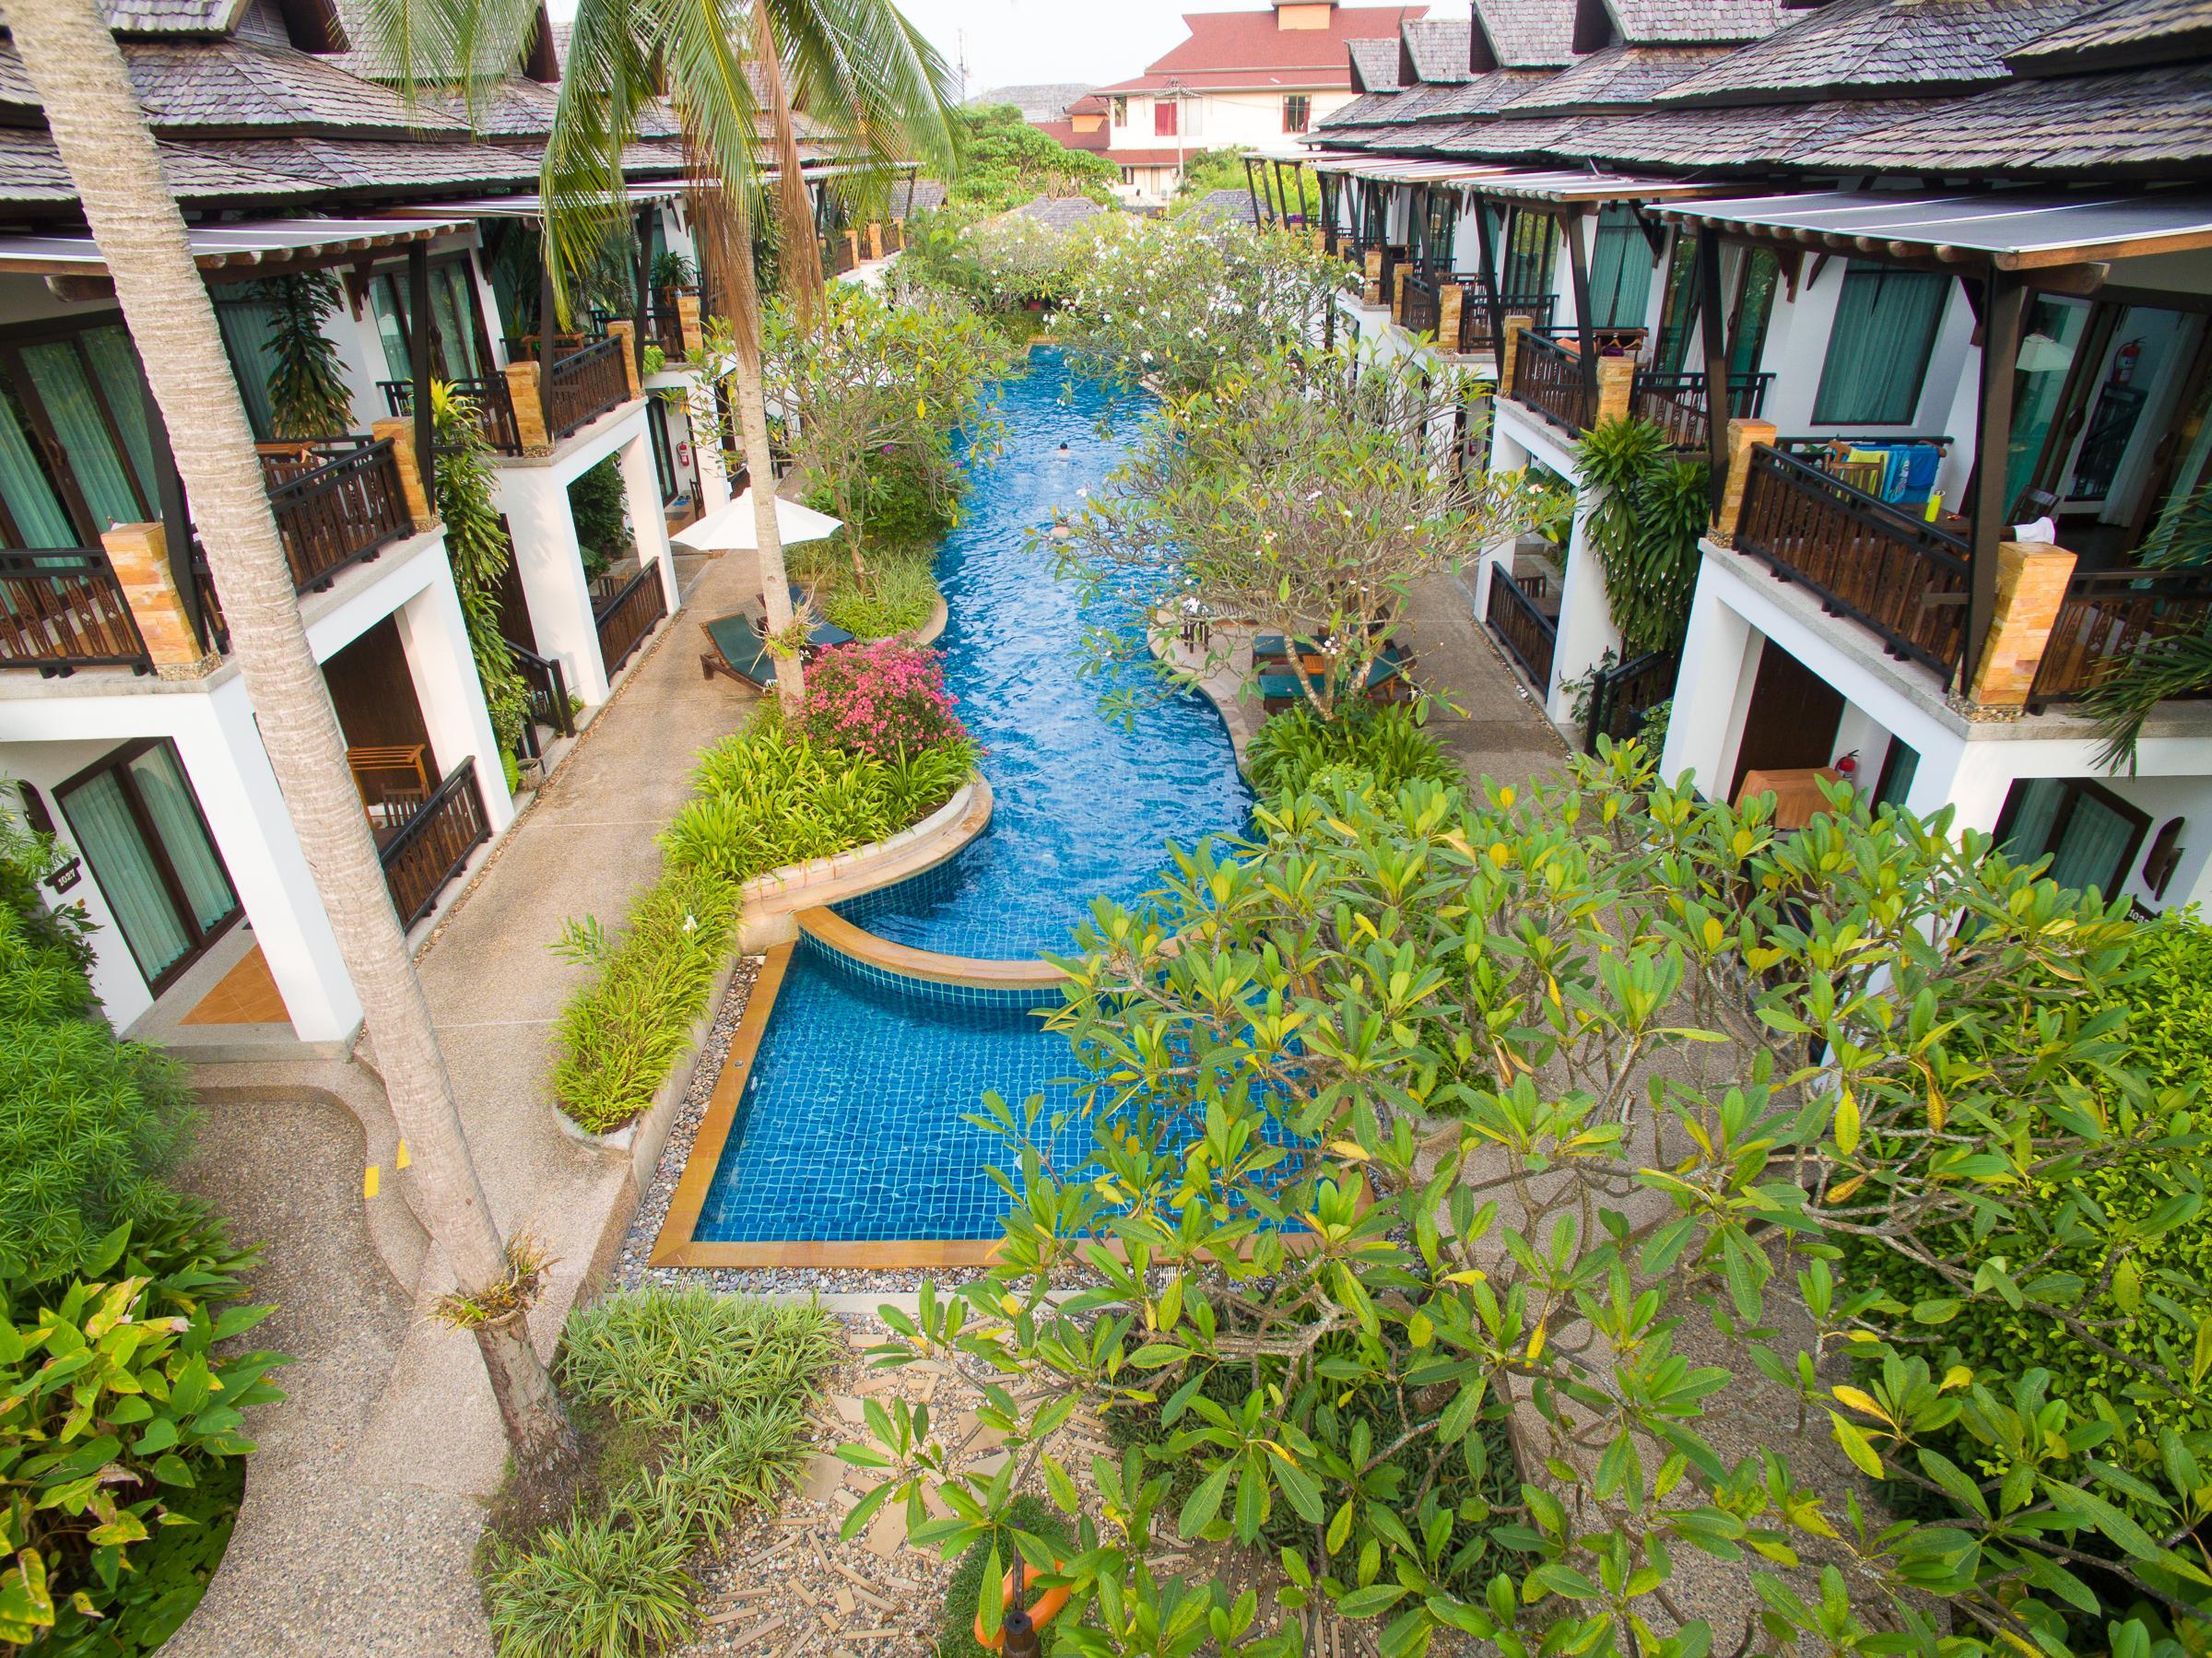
[547,336,631,441]
[1583,649,1678,754]
[1457,289,1556,354]
[378,756,490,930]
[0,549,151,675]
[1735,443,1971,677]
[1485,565,1557,690]
[593,562,666,676]
[259,437,415,594]
[1402,270,1441,336]
[1630,370,1774,452]
[1511,329,1591,434]
[647,288,696,361]
[511,643,575,760]
[379,376,524,457]
[2028,567,2212,708]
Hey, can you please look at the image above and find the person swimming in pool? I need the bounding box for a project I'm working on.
[1054,441,1072,459]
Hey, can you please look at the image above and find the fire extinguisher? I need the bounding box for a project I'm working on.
[2114,338,2143,385]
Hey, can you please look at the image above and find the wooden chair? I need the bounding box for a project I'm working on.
[346,744,431,826]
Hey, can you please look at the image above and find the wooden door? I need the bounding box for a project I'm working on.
[1729,639,1844,802]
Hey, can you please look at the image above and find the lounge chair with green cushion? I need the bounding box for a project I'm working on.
[700,613,778,688]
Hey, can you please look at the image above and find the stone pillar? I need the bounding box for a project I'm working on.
[606,321,643,401]
[502,362,554,455]
[842,229,862,271]
[677,292,704,361]
[1499,314,1533,400]
[100,522,215,678]
[1437,283,1464,353]
[1363,248,1383,307]
[1594,354,1637,427]
[1392,266,1409,323]
[370,418,438,529]
[866,222,884,261]
[1713,417,1777,544]
[1968,541,2078,709]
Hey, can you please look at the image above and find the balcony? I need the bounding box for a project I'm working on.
[1630,370,1774,453]
[258,437,416,594]
[2028,568,2212,709]
[373,755,492,929]
[591,562,667,677]
[547,336,632,441]
[0,550,151,676]
[1510,329,1593,435]
[1456,289,1556,356]
[1733,442,1970,677]
[379,376,524,457]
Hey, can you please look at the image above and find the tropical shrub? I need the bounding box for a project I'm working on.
[0,1218,285,1652]
[549,868,737,1135]
[818,547,937,640]
[1055,214,1352,398]
[946,103,1118,212]
[1244,702,1456,797]
[433,382,532,758]
[0,825,195,1285]
[839,746,2212,1657]
[567,458,632,584]
[482,1290,840,1658]
[1055,342,1547,723]
[252,272,353,441]
[1575,416,1711,656]
[899,209,1082,324]
[797,641,966,761]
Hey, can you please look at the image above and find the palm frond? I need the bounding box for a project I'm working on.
[346,0,539,127]
[766,0,959,218]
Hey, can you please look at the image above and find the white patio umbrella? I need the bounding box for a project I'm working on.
[672,488,843,553]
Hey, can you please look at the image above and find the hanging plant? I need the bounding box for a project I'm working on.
[1575,415,1710,657]
[256,271,354,440]
[432,382,533,758]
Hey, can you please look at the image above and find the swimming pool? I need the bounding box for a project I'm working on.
[689,350,1253,1245]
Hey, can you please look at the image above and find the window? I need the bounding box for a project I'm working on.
[1585,204,1655,330]
[1727,247,1781,381]
[1650,232,1699,374]
[1154,98,1178,137]
[1500,207,1558,300]
[1873,737,1919,812]
[0,321,162,549]
[58,739,241,993]
[1111,95,1128,126]
[1995,776,2150,900]
[1120,167,1135,186]
[1812,262,1950,426]
[368,256,488,387]
[1283,93,1312,134]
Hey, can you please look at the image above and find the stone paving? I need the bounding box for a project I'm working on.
[1399,568,1576,793]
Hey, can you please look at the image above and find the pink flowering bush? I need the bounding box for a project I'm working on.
[799,640,968,759]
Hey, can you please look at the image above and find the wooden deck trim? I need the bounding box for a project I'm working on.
[795,906,1069,990]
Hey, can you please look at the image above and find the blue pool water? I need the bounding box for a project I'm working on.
[694,351,1253,1243]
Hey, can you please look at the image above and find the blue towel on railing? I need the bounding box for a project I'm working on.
[1880,444,1942,507]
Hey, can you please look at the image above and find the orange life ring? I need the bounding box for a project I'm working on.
[972,1559,1070,1651]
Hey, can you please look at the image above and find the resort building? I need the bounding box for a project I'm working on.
[0,0,903,1057]
[1081,0,1429,206]
[1276,0,2212,914]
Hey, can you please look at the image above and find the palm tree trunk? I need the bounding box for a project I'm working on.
[755,10,824,330]
[11,0,573,1473]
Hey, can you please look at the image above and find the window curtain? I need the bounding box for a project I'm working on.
[62,768,190,983]
[0,375,77,547]
[2046,791,2138,897]
[126,745,236,931]
[1502,210,1557,300]
[1728,249,1781,382]
[213,296,283,441]
[1586,206,1653,329]
[369,278,412,384]
[1813,264,1949,426]
[20,335,151,530]
[1651,235,1699,374]
[429,264,480,380]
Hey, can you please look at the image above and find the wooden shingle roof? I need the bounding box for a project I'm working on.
[99,0,247,36]
[1347,37,1405,91]
[2007,0,2212,74]
[1498,41,1734,110]
[1319,87,1406,125]
[1603,0,1784,45]
[1402,18,1474,81]
[1470,0,1577,66]
[1657,0,2100,106]
[1405,67,1560,119]
[1789,58,2212,173]
[1366,77,1476,122]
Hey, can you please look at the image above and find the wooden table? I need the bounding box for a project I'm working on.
[1735,766,1844,830]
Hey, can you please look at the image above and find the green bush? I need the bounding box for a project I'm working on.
[1244,702,1457,798]
[549,715,974,1132]
[818,548,939,640]
[549,867,738,1135]
[483,1291,841,1658]
[0,1218,285,1652]
[937,1494,1073,1658]
[0,817,198,1284]
[567,458,632,583]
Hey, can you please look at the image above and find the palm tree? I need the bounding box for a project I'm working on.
[382,0,955,706]
[7,0,574,1472]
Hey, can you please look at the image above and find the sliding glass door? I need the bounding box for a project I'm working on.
[0,319,162,549]
[59,739,241,993]
[1995,776,2149,900]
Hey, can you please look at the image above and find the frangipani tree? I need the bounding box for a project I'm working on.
[1055,341,1550,722]
[840,749,2212,1657]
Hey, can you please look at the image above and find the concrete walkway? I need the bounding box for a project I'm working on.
[173,545,768,1656]
[1401,570,1575,792]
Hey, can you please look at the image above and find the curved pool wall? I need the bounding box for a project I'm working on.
[834,350,1251,959]
[691,350,1252,1245]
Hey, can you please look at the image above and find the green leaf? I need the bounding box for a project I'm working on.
[1828,1413,1885,1480]
[1178,1460,1234,1540]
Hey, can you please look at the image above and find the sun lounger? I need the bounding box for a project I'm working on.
[700,613,779,688]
